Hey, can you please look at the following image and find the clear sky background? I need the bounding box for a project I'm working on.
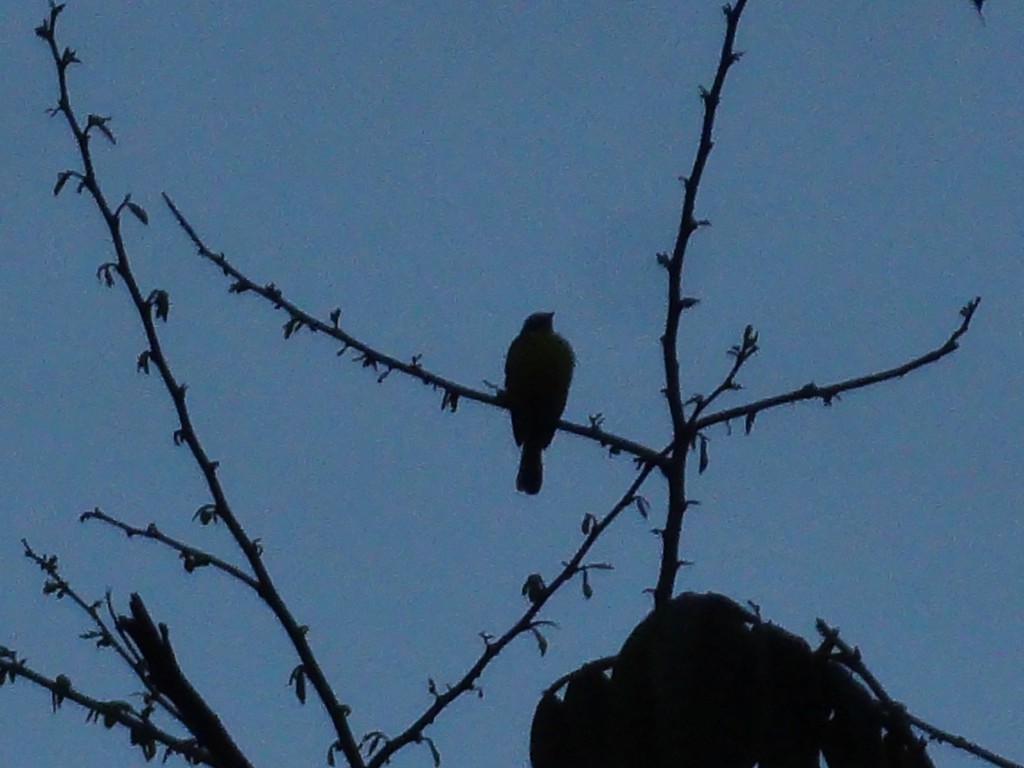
[2,2,1022,767]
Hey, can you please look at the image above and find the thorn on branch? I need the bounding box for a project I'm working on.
[78,506,101,523]
[86,114,116,145]
[192,504,218,526]
[358,731,388,761]
[440,388,459,412]
[522,573,546,605]
[124,199,148,225]
[634,496,650,519]
[581,512,597,533]
[421,734,442,767]
[581,569,593,599]
[59,46,80,69]
[953,296,981,342]
[529,625,549,656]
[728,324,759,359]
[180,551,211,573]
[96,262,116,287]
[146,289,170,322]
[579,563,613,600]
[34,19,54,41]
[53,170,75,196]
[288,665,307,704]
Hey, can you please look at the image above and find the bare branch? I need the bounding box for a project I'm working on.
[80,508,259,591]
[161,194,663,467]
[0,647,212,766]
[367,461,659,768]
[20,539,184,723]
[694,298,981,433]
[817,619,1021,768]
[689,324,759,422]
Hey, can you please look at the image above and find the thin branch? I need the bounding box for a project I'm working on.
[694,298,981,434]
[80,508,260,591]
[816,619,1021,768]
[689,324,759,422]
[367,461,659,768]
[38,9,363,766]
[0,648,212,766]
[654,0,750,609]
[906,713,1022,768]
[20,539,184,724]
[161,194,663,468]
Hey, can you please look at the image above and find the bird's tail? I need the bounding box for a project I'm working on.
[516,444,543,495]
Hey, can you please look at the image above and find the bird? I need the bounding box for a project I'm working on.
[503,311,575,494]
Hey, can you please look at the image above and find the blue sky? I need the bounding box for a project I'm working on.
[2,2,1022,767]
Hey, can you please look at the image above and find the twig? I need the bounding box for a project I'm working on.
[0,647,211,766]
[816,619,1021,768]
[695,298,981,433]
[80,508,260,591]
[367,461,658,768]
[906,713,1022,768]
[689,324,759,422]
[20,539,183,723]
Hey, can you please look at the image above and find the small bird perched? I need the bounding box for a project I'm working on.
[504,312,575,495]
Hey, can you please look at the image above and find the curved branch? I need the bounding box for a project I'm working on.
[80,508,260,591]
[816,619,1021,768]
[367,461,659,768]
[694,298,981,434]
[161,194,663,467]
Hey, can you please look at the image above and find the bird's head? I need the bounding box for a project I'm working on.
[521,311,555,334]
